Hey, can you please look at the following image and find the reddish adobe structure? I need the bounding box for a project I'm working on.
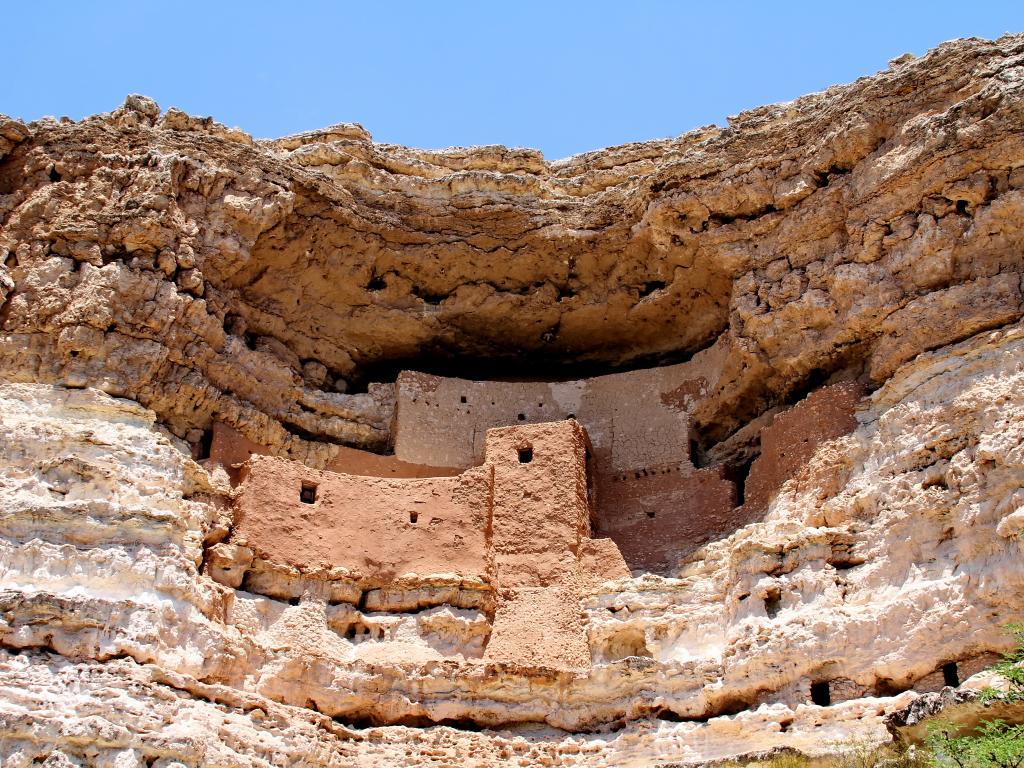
[208,421,458,486]
[390,351,743,571]
[225,420,630,670]
[594,463,739,571]
[208,421,272,485]
[215,369,867,578]
[743,382,866,516]
[231,456,491,582]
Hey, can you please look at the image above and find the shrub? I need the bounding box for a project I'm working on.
[923,623,1024,767]
[925,719,1024,768]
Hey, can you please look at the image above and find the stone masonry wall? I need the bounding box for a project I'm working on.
[744,381,866,515]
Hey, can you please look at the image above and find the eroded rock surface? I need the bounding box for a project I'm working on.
[2,33,1024,767]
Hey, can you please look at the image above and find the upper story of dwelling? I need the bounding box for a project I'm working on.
[392,341,730,476]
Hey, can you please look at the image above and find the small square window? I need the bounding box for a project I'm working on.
[518,447,533,464]
[300,481,318,504]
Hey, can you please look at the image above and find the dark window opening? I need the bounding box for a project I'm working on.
[4,253,17,269]
[517,413,526,421]
[194,428,214,461]
[300,481,318,504]
[811,681,831,706]
[409,511,418,524]
[652,707,683,722]
[764,588,782,619]
[723,453,757,507]
[645,510,656,519]
[48,166,61,183]
[518,447,533,464]
[639,280,667,298]
[460,395,467,404]
[366,274,386,291]
[567,413,576,420]
[955,199,969,215]
[942,662,960,687]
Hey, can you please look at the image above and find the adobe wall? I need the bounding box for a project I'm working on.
[393,343,728,474]
[486,420,593,588]
[392,346,738,572]
[209,421,459,485]
[229,455,491,583]
[225,420,628,670]
[482,420,627,670]
[325,445,460,478]
[743,382,866,515]
[910,652,1002,694]
[208,421,272,485]
[594,464,739,571]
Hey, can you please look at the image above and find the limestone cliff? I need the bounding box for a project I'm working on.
[2,34,1024,767]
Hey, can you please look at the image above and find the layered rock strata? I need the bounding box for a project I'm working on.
[2,33,1024,767]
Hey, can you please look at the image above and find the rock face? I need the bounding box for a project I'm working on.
[3,34,1024,767]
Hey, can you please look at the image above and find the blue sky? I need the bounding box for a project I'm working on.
[6,2,1023,159]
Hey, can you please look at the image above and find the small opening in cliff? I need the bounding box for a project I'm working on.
[518,447,533,464]
[874,678,911,697]
[942,662,960,687]
[460,395,467,404]
[722,454,756,506]
[409,511,418,523]
[764,587,782,619]
[366,274,386,291]
[811,681,831,706]
[689,438,701,465]
[300,481,318,504]
[598,626,652,662]
[517,413,526,421]
[639,280,667,298]
[4,253,17,269]
[48,166,61,183]
[652,707,685,721]
[192,428,214,461]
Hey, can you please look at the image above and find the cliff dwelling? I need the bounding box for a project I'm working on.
[201,359,870,671]
[4,32,1024,768]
